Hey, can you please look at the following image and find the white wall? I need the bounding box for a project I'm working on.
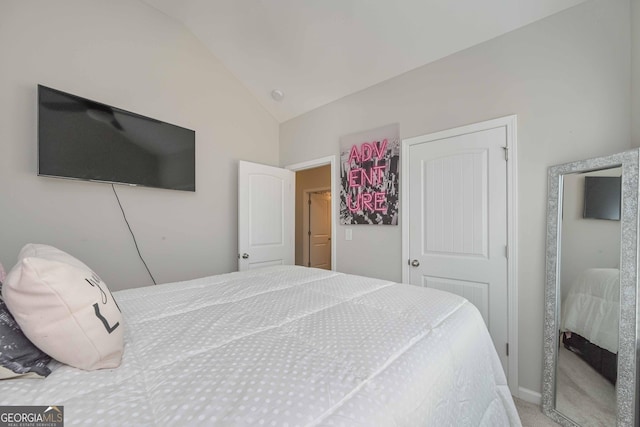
[0,0,279,290]
[633,0,640,146]
[279,0,632,395]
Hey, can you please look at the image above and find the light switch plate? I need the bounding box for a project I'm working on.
[345,229,353,241]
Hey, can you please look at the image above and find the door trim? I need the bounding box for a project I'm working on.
[401,115,519,395]
[286,156,337,271]
[303,187,331,268]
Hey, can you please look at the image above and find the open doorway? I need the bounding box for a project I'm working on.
[304,189,331,269]
[295,165,332,269]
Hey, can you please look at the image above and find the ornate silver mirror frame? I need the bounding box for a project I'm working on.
[542,149,639,426]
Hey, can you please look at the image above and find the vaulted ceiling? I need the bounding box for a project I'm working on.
[141,0,587,122]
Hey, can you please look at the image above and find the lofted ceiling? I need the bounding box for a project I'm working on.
[140,0,587,122]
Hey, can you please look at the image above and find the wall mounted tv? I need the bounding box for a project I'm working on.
[583,176,621,220]
[38,85,196,191]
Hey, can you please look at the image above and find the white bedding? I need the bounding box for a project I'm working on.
[0,266,520,426]
[561,268,619,353]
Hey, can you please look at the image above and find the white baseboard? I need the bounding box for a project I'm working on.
[517,387,542,405]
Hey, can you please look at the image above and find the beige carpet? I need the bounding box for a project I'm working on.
[514,398,560,427]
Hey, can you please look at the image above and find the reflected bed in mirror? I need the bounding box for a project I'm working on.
[560,168,621,394]
[543,151,639,427]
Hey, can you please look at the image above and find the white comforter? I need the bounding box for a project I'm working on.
[561,268,619,353]
[0,266,520,426]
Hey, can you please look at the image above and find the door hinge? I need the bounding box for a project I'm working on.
[308,231,311,236]
[503,146,509,161]
[308,199,311,205]
[505,244,509,259]
[506,343,509,356]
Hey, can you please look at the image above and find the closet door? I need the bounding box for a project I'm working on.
[405,124,509,377]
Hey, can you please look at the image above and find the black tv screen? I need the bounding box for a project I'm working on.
[583,176,621,220]
[38,85,195,191]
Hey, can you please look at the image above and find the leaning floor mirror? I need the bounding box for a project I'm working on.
[543,149,639,426]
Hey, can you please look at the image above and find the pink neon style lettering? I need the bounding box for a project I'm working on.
[347,192,388,213]
[373,192,387,212]
[360,143,373,162]
[347,194,360,212]
[361,193,374,211]
[348,144,360,163]
[372,139,388,158]
[348,168,361,188]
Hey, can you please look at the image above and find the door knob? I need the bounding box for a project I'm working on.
[242,253,249,259]
[411,259,420,267]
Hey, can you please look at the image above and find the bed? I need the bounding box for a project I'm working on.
[560,268,619,383]
[1,265,520,426]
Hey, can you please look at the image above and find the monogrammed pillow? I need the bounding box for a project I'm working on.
[2,244,123,370]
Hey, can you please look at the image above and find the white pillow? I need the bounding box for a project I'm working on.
[2,244,123,370]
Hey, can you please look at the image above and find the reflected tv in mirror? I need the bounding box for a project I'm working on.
[38,85,195,191]
[583,176,621,220]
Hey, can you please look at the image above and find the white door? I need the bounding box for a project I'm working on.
[407,126,509,373]
[308,191,332,269]
[238,161,295,271]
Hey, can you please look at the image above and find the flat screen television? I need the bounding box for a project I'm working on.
[38,85,196,191]
[583,176,621,220]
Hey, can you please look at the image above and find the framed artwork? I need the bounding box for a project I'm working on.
[340,124,399,225]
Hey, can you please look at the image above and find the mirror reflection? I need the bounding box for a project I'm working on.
[556,167,621,426]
